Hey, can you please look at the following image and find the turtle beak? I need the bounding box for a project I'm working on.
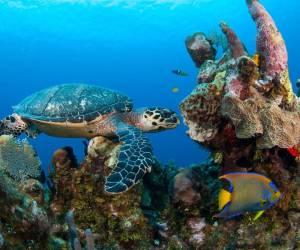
[152,108,180,129]
[140,107,180,131]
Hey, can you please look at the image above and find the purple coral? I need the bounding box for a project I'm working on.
[247,0,288,79]
[246,0,294,105]
[220,22,247,59]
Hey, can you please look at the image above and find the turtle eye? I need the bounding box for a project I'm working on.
[9,116,16,123]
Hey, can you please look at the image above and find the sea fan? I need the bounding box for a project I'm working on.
[0,135,41,181]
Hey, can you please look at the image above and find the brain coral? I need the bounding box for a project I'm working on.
[0,135,41,181]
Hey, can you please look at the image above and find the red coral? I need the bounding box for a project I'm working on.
[287,147,299,157]
[220,22,246,59]
[223,124,238,146]
[225,75,250,100]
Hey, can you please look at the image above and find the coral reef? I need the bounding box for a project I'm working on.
[0,138,298,249]
[178,0,300,249]
[181,0,300,150]
[49,136,153,249]
[0,135,41,181]
[180,71,225,143]
[247,0,294,105]
[186,217,206,246]
[185,32,217,68]
[65,210,95,250]
[221,95,300,148]
[0,0,299,249]
[219,22,247,59]
[0,168,50,249]
[170,168,202,205]
[50,147,78,215]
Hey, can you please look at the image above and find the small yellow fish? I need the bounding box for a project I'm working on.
[172,87,179,93]
[252,53,260,66]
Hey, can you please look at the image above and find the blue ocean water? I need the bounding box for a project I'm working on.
[0,0,299,169]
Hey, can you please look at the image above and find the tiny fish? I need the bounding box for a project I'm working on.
[171,87,180,93]
[172,69,188,76]
[252,53,260,66]
[216,172,281,220]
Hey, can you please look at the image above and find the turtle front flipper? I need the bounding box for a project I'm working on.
[105,123,153,194]
[25,124,40,139]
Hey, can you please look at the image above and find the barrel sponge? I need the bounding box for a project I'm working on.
[185,32,217,68]
[0,135,41,181]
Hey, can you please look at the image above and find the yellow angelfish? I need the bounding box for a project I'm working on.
[216,172,282,220]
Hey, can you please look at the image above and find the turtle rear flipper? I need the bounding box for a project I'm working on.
[105,123,153,193]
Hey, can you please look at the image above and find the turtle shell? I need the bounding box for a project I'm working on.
[13,84,133,123]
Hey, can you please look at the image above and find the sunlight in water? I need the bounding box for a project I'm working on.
[1,0,213,9]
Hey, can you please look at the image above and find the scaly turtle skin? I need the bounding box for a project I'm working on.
[0,83,179,193]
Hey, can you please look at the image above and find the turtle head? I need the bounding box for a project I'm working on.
[0,114,28,137]
[136,107,180,132]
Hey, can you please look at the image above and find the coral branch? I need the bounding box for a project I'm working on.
[220,22,247,59]
[246,0,294,104]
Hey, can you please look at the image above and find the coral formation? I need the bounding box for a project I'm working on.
[0,135,41,181]
[219,22,247,59]
[170,168,202,205]
[186,217,206,246]
[180,71,225,143]
[181,0,300,150]
[221,95,300,148]
[178,0,300,248]
[0,169,50,249]
[65,210,95,250]
[247,0,295,105]
[185,32,217,68]
[49,137,153,249]
[0,0,299,249]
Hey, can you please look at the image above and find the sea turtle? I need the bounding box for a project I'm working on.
[0,83,179,193]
